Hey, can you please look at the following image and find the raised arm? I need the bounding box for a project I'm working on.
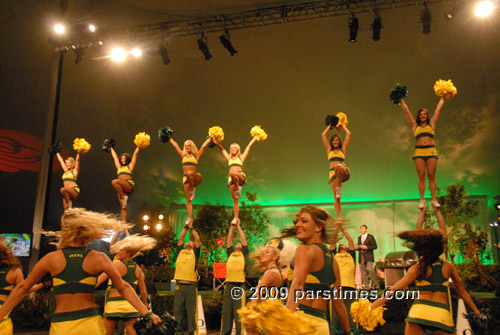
[110,147,121,170]
[227,224,235,249]
[56,153,67,171]
[371,265,418,310]
[286,245,314,311]
[196,138,212,160]
[430,97,444,129]
[73,153,81,178]
[400,98,417,131]
[178,226,188,247]
[215,142,231,160]
[236,221,247,247]
[321,125,332,154]
[448,262,480,314]
[191,228,201,248]
[341,227,355,250]
[128,147,140,172]
[342,125,351,153]
[416,207,426,230]
[168,138,184,158]
[240,137,257,164]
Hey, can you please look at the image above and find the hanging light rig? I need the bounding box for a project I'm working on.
[421,3,432,34]
[197,32,212,60]
[219,29,238,56]
[348,13,359,42]
[371,11,382,41]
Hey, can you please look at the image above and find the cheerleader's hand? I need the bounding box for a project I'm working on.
[150,313,161,324]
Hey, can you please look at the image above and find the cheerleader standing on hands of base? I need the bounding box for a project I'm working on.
[56,152,80,211]
[168,137,211,225]
[322,124,351,219]
[110,146,139,222]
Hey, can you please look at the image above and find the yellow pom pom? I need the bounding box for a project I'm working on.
[335,112,348,131]
[250,125,268,142]
[434,79,457,99]
[134,132,151,149]
[72,138,91,154]
[350,299,386,331]
[208,126,224,143]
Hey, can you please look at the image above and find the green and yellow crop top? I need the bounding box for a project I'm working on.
[287,243,335,291]
[414,125,435,140]
[0,267,14,295]
[53,247,97,295]
[328,150,345,162]
[228,157,243,169]
[182,155,198,167]
[117,165,132,177]
[415,258,448,293]
[62,170,77,182]
[110,260,138,290]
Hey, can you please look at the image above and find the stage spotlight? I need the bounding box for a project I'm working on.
[158,41,170,65]
[88,24,96,32]
[54,24,65,34]
[155,223,163,231]
[348,15,359,42]
[143,224,150,231]
[158,214,164,220]
[421,3,432,34]
[445,2,464,20]
[371,14,382,41]
[494,203,500,211]
[143,215,149,221]
[475,0,494,17]
[219,29,238,56]
[197,36,212,60]
[73,48,85,64]
[131,48,142,57]
[110,47,126,62]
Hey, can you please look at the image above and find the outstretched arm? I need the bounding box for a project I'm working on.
[321,125,332,154]
[192,229,201,248]
[448,262,479,314]
[342,125,351,153]
[73,153,81,178]
[168,138,184,158]
[196,138,212,160]
[400,98,417,131]
[56,153,67,171]
[215,142,231,160]
[178,226,188,247]
[227,224,235,249]
[341,226,355,250]
[416,208,426,230]
[128,147,140,171]
[430,97,444,129]
[240,137,257,163]
[110,148,121,170]
[236,221,247,247]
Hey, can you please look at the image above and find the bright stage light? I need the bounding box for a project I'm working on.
[110,47,126,62]
[155,223,163,231]
[131,48,142,57]
[475,1,494,17]
[54,24,65,34]
[88,24,96,32]
[158,214,164,220]
[143,214,149,221]
[143,224,150,231]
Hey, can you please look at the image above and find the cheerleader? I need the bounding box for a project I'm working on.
[110,147,140,222]
[56,152,80,211]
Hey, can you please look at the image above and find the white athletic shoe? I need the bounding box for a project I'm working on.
[418,200,426,209]
[190,188,196,201]
[431,199,441,208]
[185,218,193,228]
[231,217,239,225]
[335,186,343,198]
[122,196,128,209]
[235,186,242,199]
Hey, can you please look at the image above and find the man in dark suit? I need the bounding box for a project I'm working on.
[355,224,380,290]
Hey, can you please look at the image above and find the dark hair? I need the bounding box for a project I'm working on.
[281,206,331,243]
[398,229,444,281]
[415,109,429,126]
[330,135,343,151]
[360,224,367,229]
[0,239,21,269]
[120,153,132,166]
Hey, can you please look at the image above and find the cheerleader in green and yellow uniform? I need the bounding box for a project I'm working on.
[0,237,23,335]
[95,233,156,335]
[167,137,211,225]
[110,147,140,222]
[370,229,479,334]
[400,96,444,209]
[282,206,351,335]
[0,209,161,335]
[321,124,351,219]
[56,152,80,211]
[215,137,257,224]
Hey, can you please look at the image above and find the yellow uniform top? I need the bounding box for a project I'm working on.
[228,157,243,168]
[174,247,200,282]
[334,252,355,288]
[117,165,132,177]
[182,155,198,167]
[62,170,77,182]
[414,124,435,140]
[328,150,345,162]
[226,246,249,283]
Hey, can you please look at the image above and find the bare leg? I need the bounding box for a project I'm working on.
[112,179,125,199]
[230,184,239,220]
[184,183,193,219]
[103,317,117,335]
[123,318,137,335]
[426,158,438,202]
[414,159,426,201]
[330,180,341,219]
[405,321,425,335]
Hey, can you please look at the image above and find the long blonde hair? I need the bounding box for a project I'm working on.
[42,208,133,249]
[183,140,198,156]
[111,234,157,258]
[251,245,281,272]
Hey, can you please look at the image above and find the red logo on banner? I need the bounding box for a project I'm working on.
[216,237,225,248]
